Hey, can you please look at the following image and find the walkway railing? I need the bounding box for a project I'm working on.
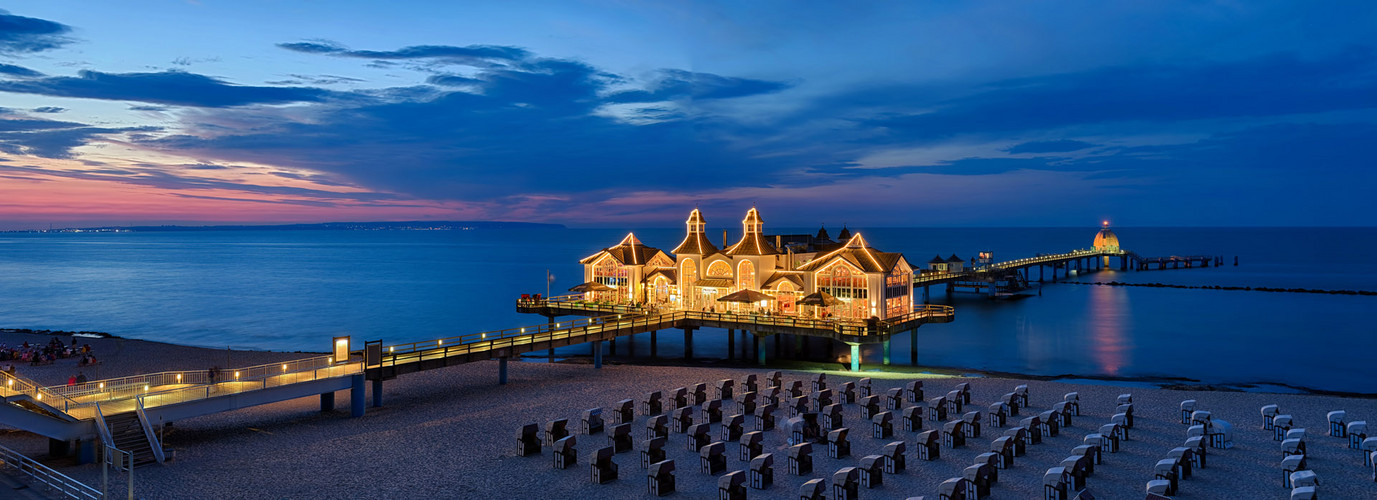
[0,371,86,417]
[0,442,101,500]
[989,249,1114,270]
[133,359,362,412]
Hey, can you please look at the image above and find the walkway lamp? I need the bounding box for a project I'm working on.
[333,336,351,365]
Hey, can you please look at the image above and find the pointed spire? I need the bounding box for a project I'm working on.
[672,208,718,255]
[837,224,851,240]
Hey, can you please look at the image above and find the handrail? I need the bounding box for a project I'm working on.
[45,354,340,401]
[92,403,114,449]
[134,361,363,411]
[0,370,81,416]
[0,442,101,500]
[134,398,165,464]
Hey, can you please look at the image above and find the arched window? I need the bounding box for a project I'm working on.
[592,256,629,302]
[817,262,868,319]
[681,259,698,284]
[775,280,799,314]
[737,260,755,289]
[707,260,732,278]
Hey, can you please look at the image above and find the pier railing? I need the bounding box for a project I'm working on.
[0,442,101,500]
[133,358,362,412]
[47,354,344,404]
[0,371,85,417]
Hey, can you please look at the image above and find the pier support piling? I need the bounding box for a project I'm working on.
[727,329,735,360]
[883,340,891,366]
[498,357,508,385]
[350,374,366,417]
[650,330,657,358]
[910,330,918,365]
[850,344,861,372]
[372,377,384,406]
[756,335,766,366]
[320,390,335,412]
[683,328,694,359]
[593,341,603,369]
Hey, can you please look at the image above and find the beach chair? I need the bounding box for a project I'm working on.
[671,407,694,433]
[1329,410,1347,437]
[670,387,688,410]
[1039,410,1059,438]
[641,391,663,416]
[1063,392,1080,416]
[811,373,826,392]
[858,377,872,398]
[965,463,995,498]
[613,399,634,424]
[1261,404,1279,430]
[1211,419,1234,449]
[828,427,851,458]
[762,386,780,406]
[1281,454,1306,487]
[1348,421,1367,449]
[686,423,710,452]
[873,411,894,439]
[1167,447,1193,479]
[647,459,675,496]
[1072,444,1100,470]
[955,382,972,405]
[703,399,723,424]
[517,423,541,457]
[765,370,781,389]
[943,420,967,448]
[610,423,633,453]
[884,441,907,473]
[1117,403,1135,428]
[1274,414,1295,441]
[1180,400,1196,424]
[590,446,618,484]
[988,402,1009,429]
[1097,424,1120,452]
[755,403,777,431]
[718,470,746,500]
[1060,456,1089,490]
[1045,467,1073,500]
[946,390,964,414]
[788,442,813,475]
[813,389,834,412]
[832,467,859,500]
[1004,427,1030,454]
[1290,485,1317,500]
[917,429,941,461]
[974,451,1001,477]
[1153,458,1178,495]
[1014,385,1030,408]
[647,414,668,440]
[700,441,726,474]
[735,391,757,417]
[748,453,773,489]
[693,383,708,406]
[582,408,604,435]
[990,436,1015,468]
[929,396,949,422]
[905,380,924,403]
[545,418,570,447]
[859,454,884,488]
[1002,392,1021,416]
[1185,435,1207,468]
[1290,470,1318,490]
[790,395,810,418]
[553,435,577,470]
[1372,451,1377,481]
[1363,437,1377,466]
[799,478,825,500]
[788,380,805,398]
[1117,393,1131,405]
[640,436,666,468]
[859,396,881,421]
[1110,413,1128,440]
[740,431,763,461]
[741,374,758,394]
[903,406,924,432]
[1051,402,1074,428]
[1022,416,1043,445]
[1145,479,1171,497]
[940,477,976,500]
[716,379,734,401]
[721,413,744,442]
[887,387,905,410]
[1283,437,1306,459]
[839,381,856,404]
[821,403,844,431]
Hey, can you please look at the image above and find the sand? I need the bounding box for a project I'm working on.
[2,331,1375,499]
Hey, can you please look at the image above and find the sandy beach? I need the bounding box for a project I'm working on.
[2,331,1375,499]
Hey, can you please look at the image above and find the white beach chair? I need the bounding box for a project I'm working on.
[1328,410,1347,437]
[1179,400,1196,424]
[1261,404,1279,430]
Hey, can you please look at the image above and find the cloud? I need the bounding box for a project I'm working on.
[0,63,44,77]
[1006,140,1095,154]
[30,106,65,113]
[0,10,73,54]
[606,69,792,102]
[0,126,154,159]
[0,70,339,107]
[425,74,482,87]
[278,40,529,65]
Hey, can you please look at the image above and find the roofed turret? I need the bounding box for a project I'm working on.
[1093,221,1120,252]
[671,208,719,255]
[725,207,780,255]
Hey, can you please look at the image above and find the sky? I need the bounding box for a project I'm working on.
[0,1,1375,230]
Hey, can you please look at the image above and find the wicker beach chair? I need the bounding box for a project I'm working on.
[739,431,763,461]
[884,441,906,473]
[700,441,726,474]
[832,467,859,500]
[873,410,894,439]
[941,476,976,500]
[916,429,941,461]
[965,463,995,497]
[748,453,772,489]
[589,446,618,484]
[821,403,843,431]
[647,459,675,496]
[905,380,924,403]
[610,422,633,453]
[717,470,746,500]
[787,442,812,475]
[639,436,666,468]
[828,427,851,458]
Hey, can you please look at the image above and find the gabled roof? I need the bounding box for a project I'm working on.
[580,233,667,266]
[947,254,965,263]
[644,268,677,283]
[762,272,804,289]
[928,254,946,264]
[796,233,905,273]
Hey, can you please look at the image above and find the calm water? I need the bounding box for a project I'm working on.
[0,227,1373,393]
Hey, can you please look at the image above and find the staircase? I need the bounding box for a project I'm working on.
[102,412,158,468]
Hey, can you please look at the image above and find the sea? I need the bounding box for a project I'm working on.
[0,227,1373,393]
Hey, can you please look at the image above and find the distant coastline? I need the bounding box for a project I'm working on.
[1,220,565,233]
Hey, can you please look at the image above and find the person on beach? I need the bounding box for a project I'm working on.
[75,372,87,384]
[68,374,76,386]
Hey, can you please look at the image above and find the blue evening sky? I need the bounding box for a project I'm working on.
[0,1,1374,229]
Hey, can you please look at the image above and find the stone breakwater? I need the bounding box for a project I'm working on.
[1067,281,1377,296]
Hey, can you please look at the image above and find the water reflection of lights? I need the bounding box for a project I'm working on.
[1089,285,1130,375]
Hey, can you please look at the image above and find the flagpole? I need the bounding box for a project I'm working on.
[546,269,551,299]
